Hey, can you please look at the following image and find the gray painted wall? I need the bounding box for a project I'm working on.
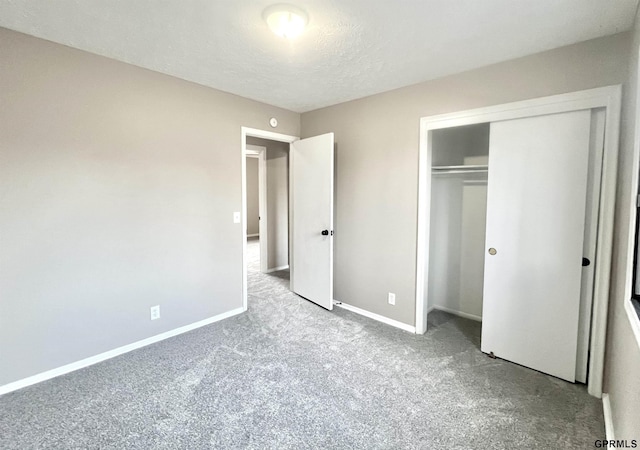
[246,137,289,270]
[301,32,630,326]
[0,27,300,386]
[604,6,640,440]
[246,157,259,235]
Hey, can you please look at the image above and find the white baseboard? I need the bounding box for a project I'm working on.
[432,305,482,322]
[265,265,289,273]
[247,234,259,238]
[0,306,244,396]
[602,393,615,440]
[334,300,416,333]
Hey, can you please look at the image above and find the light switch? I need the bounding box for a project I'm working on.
[388,293,396,305]
[233,212,241,223]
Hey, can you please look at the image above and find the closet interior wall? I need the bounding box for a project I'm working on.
[426,123,490,320]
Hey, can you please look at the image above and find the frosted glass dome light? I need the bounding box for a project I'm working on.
[263,4,308,39]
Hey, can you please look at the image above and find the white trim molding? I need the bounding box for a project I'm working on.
[432,305,482,322]
[245,144,268,272]
[415,85,622,399]
[602,393,615,440]
[265,265,289,273]
[0,307,244,396]
[334,300,416,333]
[621,46,640,355]
[624,300,640,349]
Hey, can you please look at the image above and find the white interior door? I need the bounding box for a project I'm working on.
[481,110,591,382]
[290,133,334,310]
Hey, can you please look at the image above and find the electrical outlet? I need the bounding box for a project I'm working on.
[150,305,160,320]
[388,293,396,306]
[233,211,241,223]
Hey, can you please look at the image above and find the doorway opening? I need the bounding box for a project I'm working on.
[245,139,290,276]
[241,127,336,312]
[245,145,265,269]
[241,128,298,311]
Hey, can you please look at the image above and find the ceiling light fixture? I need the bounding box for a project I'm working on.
[263,4,308,39]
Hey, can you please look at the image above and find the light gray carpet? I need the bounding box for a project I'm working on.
[0,238,604,449]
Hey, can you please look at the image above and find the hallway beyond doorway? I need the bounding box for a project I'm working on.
[247,237,290,305]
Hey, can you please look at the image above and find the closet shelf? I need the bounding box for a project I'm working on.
[431,164,488,175]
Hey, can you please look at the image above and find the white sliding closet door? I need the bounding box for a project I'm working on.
[481,110,591,382]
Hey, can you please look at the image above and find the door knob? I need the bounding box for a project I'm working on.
[488,248,497,255]
[321,230,329,236]
[582,257,591,267]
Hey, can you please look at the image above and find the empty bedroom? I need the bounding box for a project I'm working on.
[1,1,639,448]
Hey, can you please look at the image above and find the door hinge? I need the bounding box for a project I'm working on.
[637,194,640,208]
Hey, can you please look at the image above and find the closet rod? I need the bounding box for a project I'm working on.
[431,164,488,171]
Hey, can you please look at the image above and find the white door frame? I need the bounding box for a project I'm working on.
[415,85,622,398]
[241,127,299,312]
[245,145,268,272]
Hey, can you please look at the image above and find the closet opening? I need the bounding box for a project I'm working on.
[424,116,601,384]
[414,86,622,397]
[427,123,489,324]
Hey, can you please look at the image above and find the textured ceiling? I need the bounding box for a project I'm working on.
[0,0,637,112]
